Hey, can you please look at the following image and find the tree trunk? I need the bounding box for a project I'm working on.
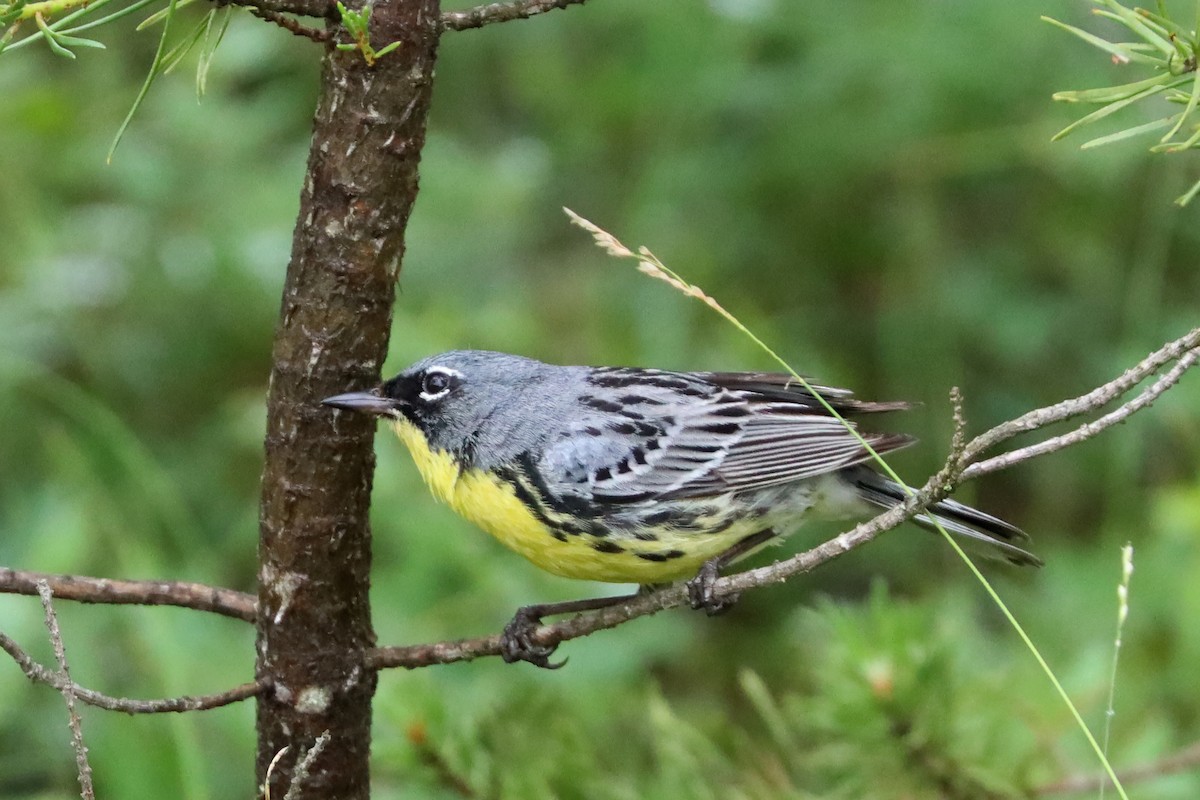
[254,2,440,797]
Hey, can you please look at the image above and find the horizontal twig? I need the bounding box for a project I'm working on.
[219,0,333,18]
[0,568,256,622]
[963,327,1200,461]
[249,6,330,40]
[965,344,1199,479]
[441,0,587,31]
[0,630,267,713]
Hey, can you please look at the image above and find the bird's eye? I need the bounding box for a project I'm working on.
[420,369,453,400]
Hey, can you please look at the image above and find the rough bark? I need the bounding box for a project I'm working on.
[254,2,440,797]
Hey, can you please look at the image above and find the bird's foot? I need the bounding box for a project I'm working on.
[500,606,566,670]
[686,558,739,616]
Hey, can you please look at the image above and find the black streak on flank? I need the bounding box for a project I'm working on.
[635,549,686,562]
[593,540,624,554]
[515,452,604,521]
[499,463,606,540]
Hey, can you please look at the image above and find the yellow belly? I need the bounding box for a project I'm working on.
[389,419,753,583]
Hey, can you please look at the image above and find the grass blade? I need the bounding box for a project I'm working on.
[565,208,1131,799]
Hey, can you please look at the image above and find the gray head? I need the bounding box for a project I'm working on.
[322,350,586,468]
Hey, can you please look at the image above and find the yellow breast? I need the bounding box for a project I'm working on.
[388,418,748,583]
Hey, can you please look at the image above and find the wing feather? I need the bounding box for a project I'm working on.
[537,367,914,504]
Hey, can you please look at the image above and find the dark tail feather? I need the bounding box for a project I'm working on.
[849,468,1043,567]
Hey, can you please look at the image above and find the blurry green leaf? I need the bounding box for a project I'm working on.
[1135,3,1194,40]
[34,13,75,58]
[62,0,155,32]
[50,28,105,49]
[1052,78,1185,141]
[1095,0,1177,57]
[1154,121,1200,151]
[0,0,26,25]
[137,0,195,31]
[1175,175,1200,205]
[159,11,210,75]
[0,0,133,54]
[1052,74,1172,104]
[739,669,798,754]
[1041,15,1166,66]
[1162,69,1200,141]
[195,4,231,97]
[1081,117,1174,148]
[108,0,179,161]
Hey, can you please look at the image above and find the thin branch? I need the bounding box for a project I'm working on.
[217,0,333,18]
[0,568,256,622]
[283,731,331,800]
[369,325,1199,670]
[249,6,330,41]
[963,327,1200,461]
[0,630,267,713]
[38,583,95,800]
[965,345,1199,479]
[1034,739,1200,796]
[441,0,587,32]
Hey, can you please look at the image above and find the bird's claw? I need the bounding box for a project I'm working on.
[500,606,566,669]
[686,558,739,616]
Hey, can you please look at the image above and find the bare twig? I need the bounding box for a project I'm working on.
[249,6,330,41]
[441,0,587,32]
[283,730,331,800]
[0,568,256,622]
[964,346,1199,479]
[38,582,95,800]
[963,327,1200,462]
[0,630,267,713]
[218,0,334,19]
[1034,738,1200,796]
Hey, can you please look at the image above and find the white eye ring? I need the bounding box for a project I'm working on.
[419,367,460,402]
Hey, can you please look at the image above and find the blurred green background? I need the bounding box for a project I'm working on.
[2,0,1199,797]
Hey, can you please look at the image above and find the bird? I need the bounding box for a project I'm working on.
[323,349,1040,667]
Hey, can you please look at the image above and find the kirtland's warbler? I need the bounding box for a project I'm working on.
[324,350,1040,667]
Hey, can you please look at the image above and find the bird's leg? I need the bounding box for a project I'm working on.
[501,593,638,669]
[687,529,778,616]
